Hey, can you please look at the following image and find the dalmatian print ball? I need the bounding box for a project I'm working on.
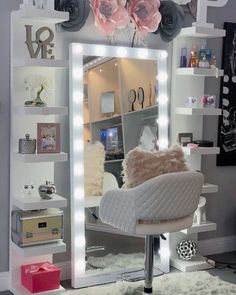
[176,240,197,261]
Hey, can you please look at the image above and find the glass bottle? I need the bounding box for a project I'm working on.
[189,45,198,68]
[180,45,187,68]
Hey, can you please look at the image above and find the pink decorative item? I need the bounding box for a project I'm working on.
[187,143,199,149]
[90,0,129,36]
[186,96,198,107]
[128,0,162,34]
[21,262,60,293]
[37,123,60,154]
[200,94,216,108]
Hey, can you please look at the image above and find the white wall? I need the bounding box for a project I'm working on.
[0,0,21,272]
[1,0,236,272]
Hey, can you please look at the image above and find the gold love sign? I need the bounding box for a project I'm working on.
[25,25,55,59]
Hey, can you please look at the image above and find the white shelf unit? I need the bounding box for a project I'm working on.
[202,183,218,194]
[12,194,67,211]
[13,58,69,69]
[180,26,226,38]
[175,107,222,116]
[183,147,220,155]
[176,67,224,77]
[14,106,68,116]
[14,152,68,163]
[11,284,65,295]
[180,221,217,234]
[12,6,69,24]
[170,26,224,272]
[11,241,67,258]
[10,6,69,294]
[171,254,215,272]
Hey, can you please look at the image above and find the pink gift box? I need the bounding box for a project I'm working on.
[21,262,61,293]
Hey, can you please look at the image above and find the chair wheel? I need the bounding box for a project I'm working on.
[144,287,153,294]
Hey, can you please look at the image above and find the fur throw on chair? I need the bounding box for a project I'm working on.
[84,141,105,197]
[122,145,189,189]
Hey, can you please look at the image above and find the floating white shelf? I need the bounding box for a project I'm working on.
[14,106,68,116]
[13,58,69,69]
[11,284,65,295]
[13,7,69,24]
[85,196,102,208]
[175,107,222,116]
[14,152,68,163]
[176,68,224,77]
[181,221,217,234]
[12,194,67,211]
[180,26,226,38]
[202,183,218,194]
[183,147,220,155]
[171,254,214,272]
[11,241,66,258]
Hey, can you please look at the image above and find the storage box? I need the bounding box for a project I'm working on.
[11,208,63,247]
[21,261,60,293]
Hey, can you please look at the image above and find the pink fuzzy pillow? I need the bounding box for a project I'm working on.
[122,145,189,189]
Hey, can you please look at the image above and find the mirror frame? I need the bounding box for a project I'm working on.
[69,43,169,288]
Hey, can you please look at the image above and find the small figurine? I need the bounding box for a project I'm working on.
[194,196,207,225]
[23,183,34,197]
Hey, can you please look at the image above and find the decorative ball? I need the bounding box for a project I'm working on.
[176,240,197,261]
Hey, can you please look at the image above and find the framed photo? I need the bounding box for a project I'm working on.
[178,133,193,146]
[37,123,60,153]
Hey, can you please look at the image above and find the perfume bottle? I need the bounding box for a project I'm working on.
[205,48,212,62]
[198,45,206,62]
[189,45,198,68]
[180,45,187,67]
[211,55,217,68]
[199,53,210,68]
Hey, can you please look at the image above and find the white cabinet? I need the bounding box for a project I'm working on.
[10,6,69,294]
[170,26,225,272]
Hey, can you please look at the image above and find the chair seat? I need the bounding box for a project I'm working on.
[135,215,194,235]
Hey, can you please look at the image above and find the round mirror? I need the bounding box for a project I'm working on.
[128,89,136,111]
[137,87,144,108]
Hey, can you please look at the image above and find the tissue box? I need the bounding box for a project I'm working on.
[21,262,60,293]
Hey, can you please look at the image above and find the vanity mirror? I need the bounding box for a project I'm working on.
[69,43,169,288]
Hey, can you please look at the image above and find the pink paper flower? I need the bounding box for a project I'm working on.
[128,0,162,34]
[91,0,129,36]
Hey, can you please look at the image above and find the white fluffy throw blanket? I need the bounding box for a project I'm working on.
[84,142,105,197]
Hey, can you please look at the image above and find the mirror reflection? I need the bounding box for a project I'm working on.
[82,55,160,279]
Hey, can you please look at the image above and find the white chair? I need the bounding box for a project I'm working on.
[99,171,204,294]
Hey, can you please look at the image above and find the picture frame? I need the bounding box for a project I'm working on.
[178,133,193,146]
[100,91,115,115]
[37,123,60,153]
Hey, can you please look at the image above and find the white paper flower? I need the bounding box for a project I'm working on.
[24,75,54,94]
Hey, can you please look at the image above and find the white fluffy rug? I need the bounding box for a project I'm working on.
[86,253,160,275]
[66,271,236,295]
